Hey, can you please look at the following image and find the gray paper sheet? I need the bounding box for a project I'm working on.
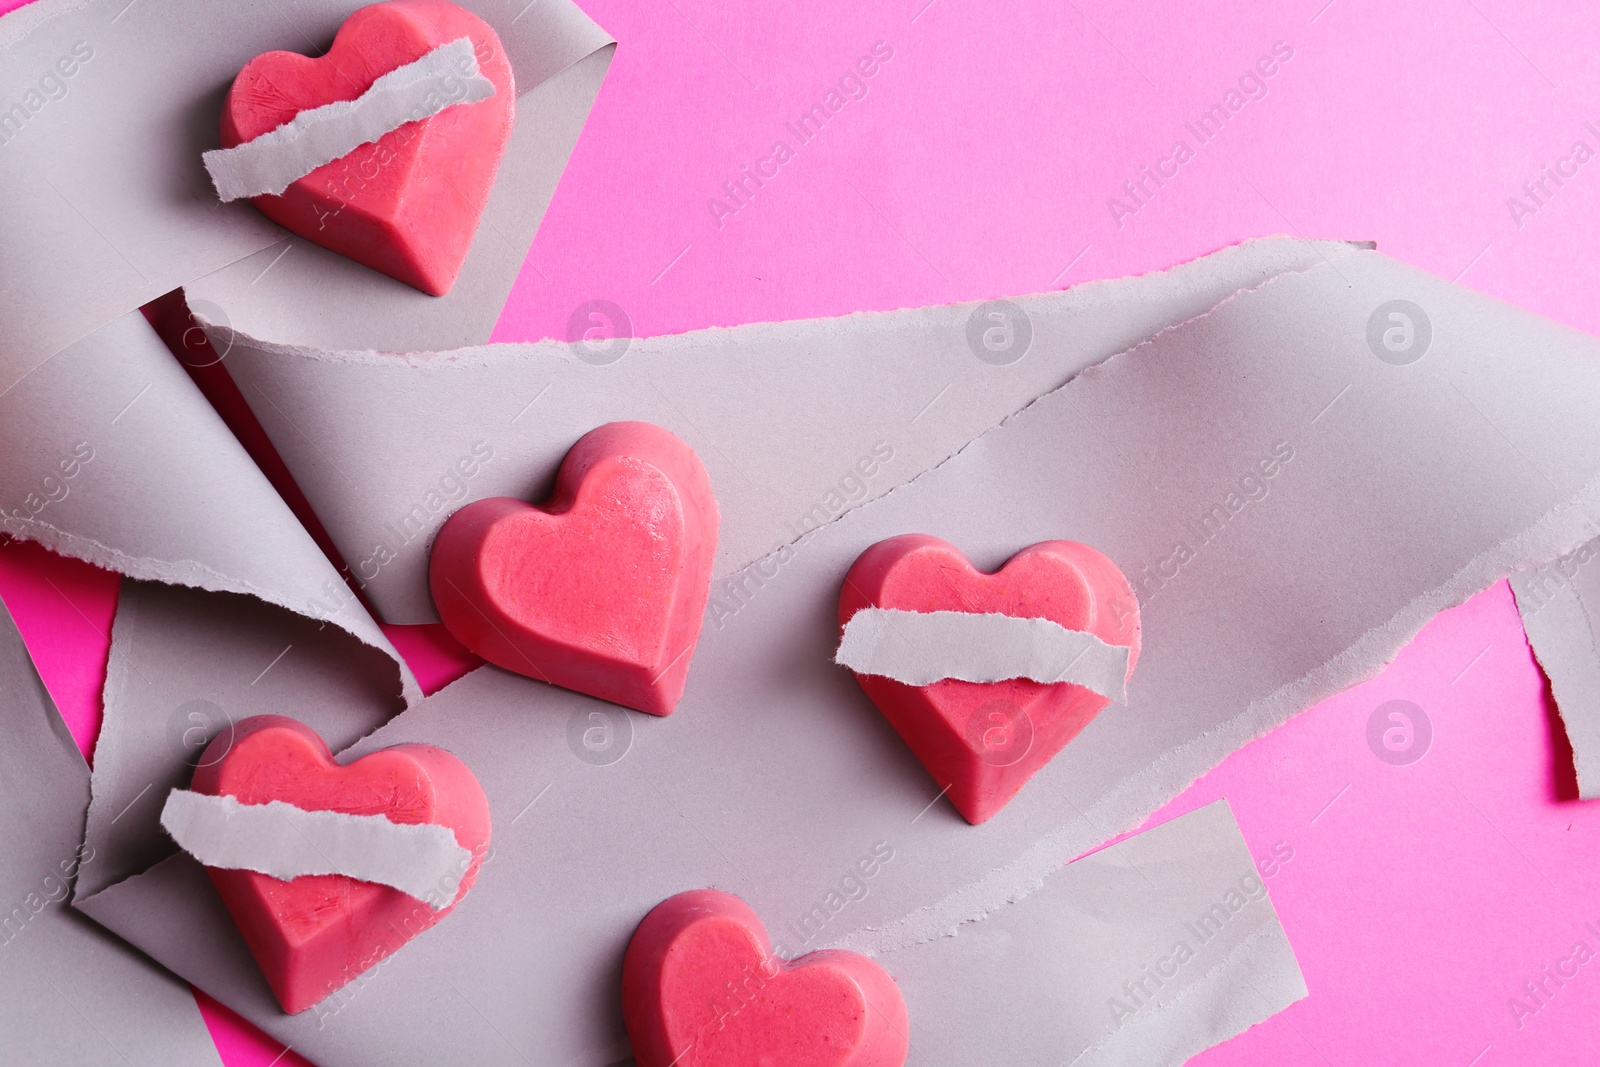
[0,0,613,391]
[0,597,222,1067]
[79,580,404,899]
[80,248,1600,1065]
[1513,542,1600,798]
[880,800,1306,1067]
[210,237,1369,623]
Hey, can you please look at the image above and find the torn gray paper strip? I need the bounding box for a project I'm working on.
[1512,543,1600,798]
[79,580,407,900]
[0,597,223,1067]
[203,38,496,202]
[0,0,612,389]
[206,237,1369,623]
[879,800,1306,1067]
[77,250,1600,1065]
[161,790,471,908]
[0,311,419,708]
[835,608,1131,699]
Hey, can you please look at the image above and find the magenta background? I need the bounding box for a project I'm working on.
[5,0,1600,1062]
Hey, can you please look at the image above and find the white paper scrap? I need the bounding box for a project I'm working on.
[160,790,472,909]
[836,608,1132,700]
[202,38,496,202]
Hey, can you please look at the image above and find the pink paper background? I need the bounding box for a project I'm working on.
[6,0,1600,1062]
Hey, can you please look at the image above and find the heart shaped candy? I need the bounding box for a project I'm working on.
[190,715,491,1014]
[838,535,1140,825]
[622,889,909,1067]
[429,422,719,716]
[219,0,514,295]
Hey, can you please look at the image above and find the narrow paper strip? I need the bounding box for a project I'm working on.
[160,789,472,909]
[835,608,1132,700]
[202,38,496,202]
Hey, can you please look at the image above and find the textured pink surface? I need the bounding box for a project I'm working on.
[3,0,1599,1062]
[622,889,909,1067]
[430,422,719,716]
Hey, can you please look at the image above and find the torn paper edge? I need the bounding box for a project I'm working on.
[3,511,420,709]
[0,0,97,51]
[75,579,156,904]
[1511,557,1600,797]
[191,237,1377,366]
[202,38,496,202]
[692,240,1378,578]
[161,789,471,909]
[76,581,413,901]
[835,608,1130,699]
[0,578,228,1067]
[0,312,421,714]
[66,243,1345,918]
